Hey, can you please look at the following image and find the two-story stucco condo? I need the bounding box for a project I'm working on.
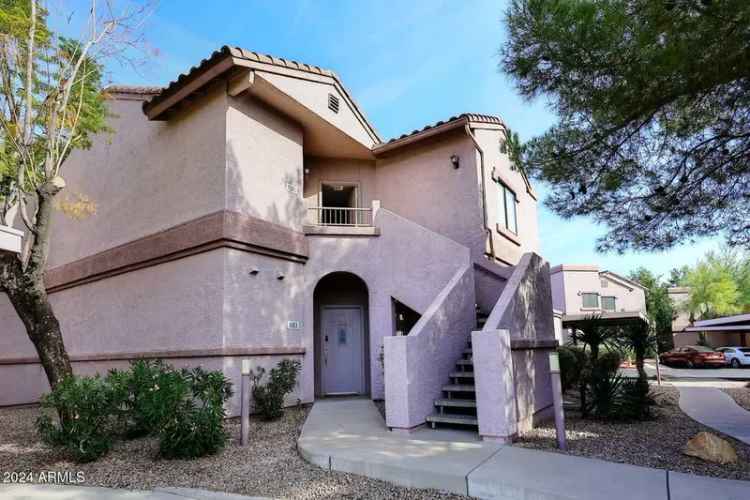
[0,47,556,441]
[550,264,648,343]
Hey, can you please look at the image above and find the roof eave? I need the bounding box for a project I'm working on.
[372,117,469,156]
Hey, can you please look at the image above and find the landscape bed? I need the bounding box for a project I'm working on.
[515,385,750,481]
[0,405,464,500]
[723,386,750,412]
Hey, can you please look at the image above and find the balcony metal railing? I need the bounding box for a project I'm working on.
[306,207,373,226]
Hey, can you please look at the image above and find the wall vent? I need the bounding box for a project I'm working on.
[328,93,340,113]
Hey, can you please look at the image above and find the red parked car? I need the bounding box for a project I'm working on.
[660,346,726,368]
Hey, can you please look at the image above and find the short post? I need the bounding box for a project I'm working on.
[655,351,662,386]
[549,351,567,451]
[240,359,251,446]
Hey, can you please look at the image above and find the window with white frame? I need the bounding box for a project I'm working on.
[601,296,616,311]
[582,292,599,308]
[497,182,518,234]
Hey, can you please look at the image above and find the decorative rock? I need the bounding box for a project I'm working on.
[683,432,738,464]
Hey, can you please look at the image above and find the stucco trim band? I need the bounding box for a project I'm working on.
[45,210,309,293]
[509,338,559,351]
[0,346,306,366]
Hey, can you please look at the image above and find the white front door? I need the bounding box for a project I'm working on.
[321,306,364,395]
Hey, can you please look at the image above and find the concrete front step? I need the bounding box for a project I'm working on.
[456,359,473,367]
[426,413,478,427]
[434,398,477,408]
[442,384,476,393]
[450,371,475,379]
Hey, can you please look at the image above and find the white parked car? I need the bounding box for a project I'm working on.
[716,347,750,368]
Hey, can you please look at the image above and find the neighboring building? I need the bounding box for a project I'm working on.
[668,286,693,346]
[669,287,750,348]
[550,265,647,343]
[676,314,750,348]
[0,47,555,441]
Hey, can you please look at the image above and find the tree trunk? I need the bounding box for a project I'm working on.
[635,348,647,382]
[0,184,73,392]
[3,264,73,389]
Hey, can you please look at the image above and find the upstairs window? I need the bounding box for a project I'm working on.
[601,296,616,311]
[582,292,599,309]
[497,182,518,234]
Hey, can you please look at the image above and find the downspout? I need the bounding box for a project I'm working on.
[464,122,496,262]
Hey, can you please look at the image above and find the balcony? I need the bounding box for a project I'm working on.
[303,202,380,236]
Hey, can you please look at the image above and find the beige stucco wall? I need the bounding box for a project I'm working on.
[48,84,228,268]
[226,94,305,231]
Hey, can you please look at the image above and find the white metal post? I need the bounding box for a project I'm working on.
[240,359,251,446]
[549,352,567,450]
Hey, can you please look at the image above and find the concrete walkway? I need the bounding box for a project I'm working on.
[677,386,750,445]
[298,398,749,499]
[0,485,270,500]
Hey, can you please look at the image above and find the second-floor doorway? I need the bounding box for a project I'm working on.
[320,182,359,225]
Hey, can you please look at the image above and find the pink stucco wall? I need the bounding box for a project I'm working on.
[550,265,646,315]
[302,157,376,218]
[226,95,305,230]
[48,85,228,268]
[472,127,540,264]
[474,253,555,440]
[385,264,475,430]
[0,65,540,432]
[302,207,473,404]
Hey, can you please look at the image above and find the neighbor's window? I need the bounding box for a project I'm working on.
[601,296,616,311]
[497,182,518,234]
[582,293,599,308]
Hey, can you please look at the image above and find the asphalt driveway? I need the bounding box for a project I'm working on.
[620,361,750,381]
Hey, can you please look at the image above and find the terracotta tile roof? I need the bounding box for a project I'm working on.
[140,46,379,142]
[383,113,505,144]
[104,85,163,95]
[144,46,339,117]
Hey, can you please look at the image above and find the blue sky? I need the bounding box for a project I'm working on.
[52,0,720,279]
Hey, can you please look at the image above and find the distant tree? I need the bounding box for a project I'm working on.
[668,266,689,287]
[628,268,673,352]
[501,0,750,253]
[683,256,740,319]
[0,0,151,394]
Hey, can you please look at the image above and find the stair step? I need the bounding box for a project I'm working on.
[426,413,478,426]
[456,359,473,366]
[463,348,473,355]
[443,384,475,392]
[434,398,476,408]
[450,371,474,378]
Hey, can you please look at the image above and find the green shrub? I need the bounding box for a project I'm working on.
[108,359,178,438]
[158,367,233,459]
[594,350,622,377]
[36,361,232,462]
[618,378,654,420]
[36,375,117,463]
[251,359,301,420]
[558,346,584,392]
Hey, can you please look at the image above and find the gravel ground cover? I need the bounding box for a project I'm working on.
[516,384,750,481]
[0,405,465,500]
[723,386,750,412]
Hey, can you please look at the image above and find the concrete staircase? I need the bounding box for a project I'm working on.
[424,310,487,431]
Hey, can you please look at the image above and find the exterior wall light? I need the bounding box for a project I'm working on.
[248,267,259,275]
[277,273,285,281]
[450,154,460,169]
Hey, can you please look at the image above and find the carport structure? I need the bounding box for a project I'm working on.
[680,313,750,348]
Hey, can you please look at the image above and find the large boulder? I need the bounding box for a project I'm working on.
[683,431,738,464]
